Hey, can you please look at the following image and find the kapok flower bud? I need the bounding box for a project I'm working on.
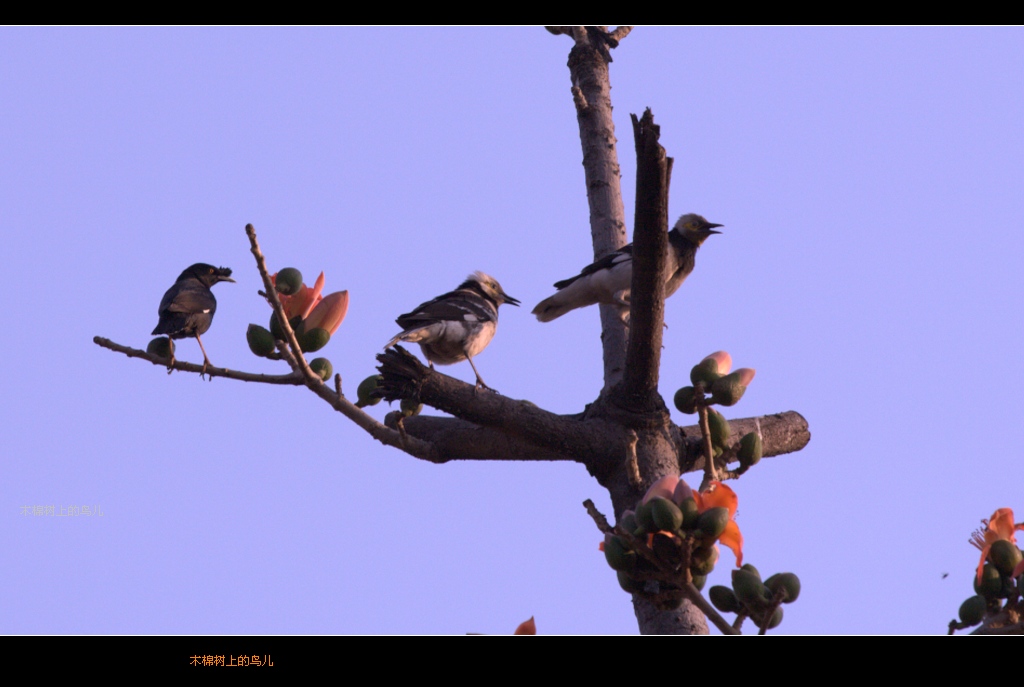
[710,368,756,406]
[641,474,680,505]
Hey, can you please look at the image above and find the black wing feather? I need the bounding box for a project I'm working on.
[553,244,633,290]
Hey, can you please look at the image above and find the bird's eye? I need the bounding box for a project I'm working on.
[208,268,215,274]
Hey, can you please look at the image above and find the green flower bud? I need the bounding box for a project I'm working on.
[274,267,303,296]
[649,497,684,533]
[299,327,330,353]
[690,544,719,576]
[309,357,333,382]
[732,569,768,608]
[710,368,755,406]
[679,497,700,530]
[690,358,722,388]
[764,572,801,603]
[673,386,699,414]
[958,595,987,626]
[147,336,174,359]
[635,500,656,533]
[696,507,729,540]
[400,398,422,417]
[975,563,1002,598]
[604,535,637,572]
[706,408,731,451]
[709,585,740,613]
[355,375,383,408]
[246,324,275,357]
[989,539,1023,576]
[738,432,763,468]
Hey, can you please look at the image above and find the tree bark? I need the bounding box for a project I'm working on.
[564,27,629,391]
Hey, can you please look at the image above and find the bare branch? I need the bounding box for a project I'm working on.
[385,415,578,463]
[377,346,627,464]
[563,26,629,391]
[620,109,670,413]
[93,337,303,385]
[680,411,810,475]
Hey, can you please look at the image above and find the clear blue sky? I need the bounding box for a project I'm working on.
[3,27,1022,634]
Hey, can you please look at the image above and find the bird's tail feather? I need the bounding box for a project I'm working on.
[384,327,431,349]
[532,295,572,322]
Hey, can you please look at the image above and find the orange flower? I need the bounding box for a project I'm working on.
[970,508,1024,584]
[272,271,325,320]
[304,290,349,335]
[693,481,743,567]
[271,270,349,336]
[630,475,742,566]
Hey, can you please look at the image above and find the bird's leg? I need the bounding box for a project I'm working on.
[194,332,213,380]
[465,355,493,393]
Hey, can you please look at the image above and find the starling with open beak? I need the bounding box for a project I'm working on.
[532,213,721,323]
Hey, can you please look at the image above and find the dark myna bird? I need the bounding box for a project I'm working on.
[532,213,722,323]
[385,271,519,390]
[152,263,235,376]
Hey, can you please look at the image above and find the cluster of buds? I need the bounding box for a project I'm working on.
[674,351,755,411]
[708,566,800,631]
[954,508,1024,630]
[246,267,349,381]
[674,352,762,475]
[601,475,742,611]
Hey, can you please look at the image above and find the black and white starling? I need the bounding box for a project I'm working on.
[152,263,236,375]
[532,213,722,323]
[385,271,520,390]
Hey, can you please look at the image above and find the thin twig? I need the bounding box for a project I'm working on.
[243,224,436,461]
[683,582,740,636]
[583,499,613,533]
[697,387,718,491]
[93,337,302,385]
[757,589,787,635]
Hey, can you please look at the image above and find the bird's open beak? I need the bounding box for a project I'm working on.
[706,223,723,235]
[220,276,237,283]
[503,293,521,306]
